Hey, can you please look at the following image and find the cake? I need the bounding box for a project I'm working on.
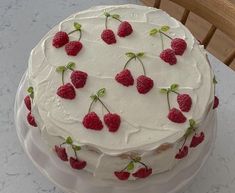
[24,4,219,181]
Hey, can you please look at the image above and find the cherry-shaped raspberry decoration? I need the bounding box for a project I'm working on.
[190,132,205,148]
[213,96,219,109]
[115,69,134,87]
[65,41,83,56]
[171,38,187,55]
[52,31,69,48]
[69,157,87,170]
[101,29,116,45]
[54,145,68,161]
[132,167,152,178]
[168,108,186,123]
[104,113,121,132]
[177,94,192,112]
[27,112,37,127]
[70,70,88,89]
[57,83,76,100]
[136,75,154,94]
[114,171,130,181]
[24,95,31,111]
[175,146,188,159]
[83,112,103,130]
[118,21,133,37]
[160,49,177,65]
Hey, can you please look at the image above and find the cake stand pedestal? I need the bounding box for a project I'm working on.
[15,72,217,193]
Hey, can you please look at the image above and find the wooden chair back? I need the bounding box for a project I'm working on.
[152,0,235,66]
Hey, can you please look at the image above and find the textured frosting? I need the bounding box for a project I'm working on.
[28,4,214,159]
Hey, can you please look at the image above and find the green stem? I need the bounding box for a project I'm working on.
[97,98,110,113]
[160,31,173,40]
[160,32,164,51]
[105,16,108,29]
[131,158,148,169]
[171,90,179,95]
[68,29,82,41]
[112,17,122,23]
[121,161,131,172]
[167,91,171,111]
[62,70,65,85]
[88,99,96,113]
[136,57,146,76]
[60,142,66,147]
[123,56,135,70]
[180,136,187,149]
[73,146,78,159]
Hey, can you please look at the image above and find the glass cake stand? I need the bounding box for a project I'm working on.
[14,72,217,193]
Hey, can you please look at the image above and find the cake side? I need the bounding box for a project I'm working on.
[25,4,216,181]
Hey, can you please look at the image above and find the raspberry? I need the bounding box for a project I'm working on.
[65,41,83,56]
[69,157,86,170]
[70,70,88,89]
[52,31,69,48]
[57,83,76,100]
[101,29,116,45]
[115,69,134,87]
[54,145,68,161]
[175,146,188,159]
[117,21,133,37]
[82,112,103,130]
[24,95,31,111]
[114,171,130,181]
[104,113,121,132]
[190,132,205,148]
[171,38,187,55]
[132,167,152,178]
[27,112,37,127]
[160,48,177,65]
[213,96,219,109]
[136,75,154,94]
[177,94,192,112]
[168,108,186,123]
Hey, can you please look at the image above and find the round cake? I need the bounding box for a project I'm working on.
[24,4,218,182]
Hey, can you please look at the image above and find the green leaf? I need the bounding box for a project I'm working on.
[160,88,168,94]
[97,88,106,98]
[160,25,170,32]
[104,12,110,17]
[213,76,217,84]
[74,22,82,30]
[90,95,98,102]
[66,62,76,70]
[27,87,34,94]
[149,28,158,36]
[66,136,73,145]
[111,14,120,19]
[170,84,179,91]
[72,145,81,151]
[56,66,66,73]
[126,161,134,171]
[136,52,145,57]
[189,119,196,128]
[133,156,141,163]
[184,127,194,138]
[125,52,136,58]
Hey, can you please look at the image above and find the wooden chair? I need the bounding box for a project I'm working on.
[143,0,235,66]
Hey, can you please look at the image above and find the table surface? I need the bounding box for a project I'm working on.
[0,0,235,193]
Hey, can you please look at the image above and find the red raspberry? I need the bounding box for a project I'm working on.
[70,70,88,89]
[54,145,68,161]
[101,29,116,45]
[24,95,31,111]
[136,75,154,94]
[175,146,188,159]
[104,113,121,132]
[82,112,103,130]
[65,41,83,56]
[52,31,69,48]
[177,94,192,112]
[171,38,187,55]
[168,108,186,123]
[69,157,87,170]
[114,171,130,181]
[117,21,133,37]
[160,49,177,65]
[27,112,37,127]
[115,69,134,87]
[190,132,205,148]
[213,96,219,109]
[132,167,152,178]
[57,83,76,100]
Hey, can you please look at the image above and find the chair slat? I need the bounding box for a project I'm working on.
[202,25,217,48]
[154,0,161,8]
[180,9,190,25]
[224,49,235,66]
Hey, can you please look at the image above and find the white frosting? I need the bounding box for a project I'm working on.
[28,4,214,158]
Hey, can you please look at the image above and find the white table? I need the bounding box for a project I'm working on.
[0,0,235,193]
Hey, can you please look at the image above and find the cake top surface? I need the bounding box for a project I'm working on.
[29,4,214,155]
